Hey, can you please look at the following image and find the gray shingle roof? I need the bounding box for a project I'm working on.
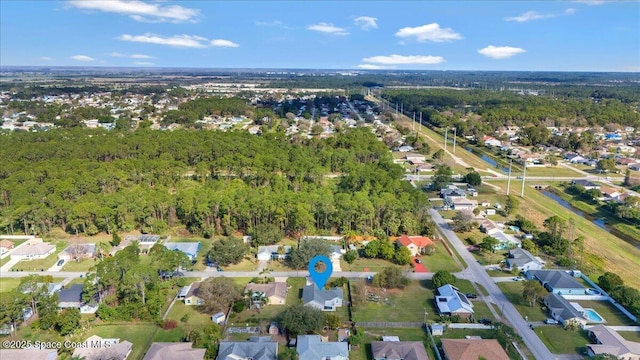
[302,285,343,305]
[371,341,429,360]
[58,284,83,303]
[528,270,584,291]
[507,248,540,267]
[296,335,349,360]
[545,293,583,321]
[217,337,278,360]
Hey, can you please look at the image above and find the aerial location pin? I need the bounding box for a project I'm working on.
[308,255,333,289]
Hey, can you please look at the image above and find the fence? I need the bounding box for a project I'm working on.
[447,323,493,330]
[580,274,638,323]
[562,295,609,301]
[425,324,442,360]
[355,322,424,328]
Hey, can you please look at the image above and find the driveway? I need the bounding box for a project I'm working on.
[412,258,427,272]
[0,257,21,273]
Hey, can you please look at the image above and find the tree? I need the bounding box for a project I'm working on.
[424,244,437,256]
[452,211,475,232]
[432,270,456,289]
[479,236,499,253]
[543,216,567,251]
[249,223,284,246]
[432,149,444,161]
[278,347,300,360]
[343,250,358,264]
[432,164,453,190]
[463,170,482,186]
[596,158,617,173]
[522,280,547,307]
[311,124,324,136]
[504,195,519,216]
[372,267,409,289]
[198,277,242,313]
[278,304,325,336]
[289,238,330,270]
[208,237,248,266]
[56,308,81,335]
[110,232,121,247]
[598,272,624,292]
[325,314,341,330]
[521,239,538,255]
[393,246,412,265]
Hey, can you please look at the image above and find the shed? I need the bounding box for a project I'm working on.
[211,312,226,324]
[430,324,444,336]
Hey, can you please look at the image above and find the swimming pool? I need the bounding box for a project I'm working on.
[584,309,605,323]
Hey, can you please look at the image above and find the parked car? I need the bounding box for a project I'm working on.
[465,293,478,299]
[513,276,525,281]
[478,318,492,325]
[216,267,224,272]
[56,259,64,266]
[415,259,422,264]
[544,318,559,325]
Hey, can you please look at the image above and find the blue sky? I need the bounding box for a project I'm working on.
[1,0,638,71]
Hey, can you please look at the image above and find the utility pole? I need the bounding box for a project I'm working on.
[444,127,448,153]
[395,103,398,117]
[419,112,422,134]
[412,112,415,132]
[401,103,403,116]
[453,127,457,154]
[520,164,527,197]
[506,159,512,195]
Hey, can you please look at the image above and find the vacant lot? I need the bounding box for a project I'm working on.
[88,323,157,360]
[536,327,590,355]
[497,282,548,322]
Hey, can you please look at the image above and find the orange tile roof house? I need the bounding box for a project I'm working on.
[441,339,509,360]
[396,235,434,257]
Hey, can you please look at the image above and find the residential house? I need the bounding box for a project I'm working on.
[435,284,474,319]
[143,343,206,360]
[617,145,637,154]
[329,245,344,259]
[72,335,133,360]
[296,335,349,360]
[257,245,291,261]
[1,349,58,360]
[22,282,62,296]
[586,324,640,359]
[9,238,56,261]
[506,248,543,272]
[244,282,288,305]
[179,282,204,306]
[544,293,589,327]
[526,270,586,295]
[58,284,84,309]
[217,336,278,360]
[440,187,467,200]
[479,220,500,236]
[600,187,623,201]
[211,312,226,324]
[568,155,587,164]
[617,157,636,166]
[0,239,14,255]
[491,232,521,250]
[398,145,414,152]
[404,153,426,164]
[450,198,478,211]
[483,136,502,147]
[58,243,97,261]
[441,339,509,360]
[302,285,343,311]
[372,341,429,360]
[395,235,434,257]
[571,179,601,190]
[123,234,160,252]
[164,242,201,261]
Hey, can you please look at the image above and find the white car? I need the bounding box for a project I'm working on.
[545,318,559,325]
[513,276,525,281]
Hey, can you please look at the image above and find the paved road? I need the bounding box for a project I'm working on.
[430,208,555,360]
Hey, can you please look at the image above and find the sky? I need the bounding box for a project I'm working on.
[1,0,639,71]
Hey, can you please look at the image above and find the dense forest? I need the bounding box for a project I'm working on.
[0,127,433,238]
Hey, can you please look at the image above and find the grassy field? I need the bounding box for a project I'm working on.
[0,278,22,292]
[87,323,157,360]
[0,256,11,267]
[341,257,399,272]
[420,242,461,273]
[575,300,637,326]
[223,258,258,271]
[62,257,101,272]
[536,327,590,355]
[497,282,548,322]
[286,277,306,305]
[620,331,640,342]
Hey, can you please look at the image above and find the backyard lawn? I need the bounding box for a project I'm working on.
[575,300,637,326]
[87,323,157,360]
[536,327,590,355]
[497,282,548,322]
[420,242,461,273]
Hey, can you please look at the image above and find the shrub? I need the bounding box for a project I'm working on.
[162,320,178,330]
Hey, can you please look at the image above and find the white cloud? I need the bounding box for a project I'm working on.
[110,52,126,57]
[477,45,526,59]
[505,11,555,22]
[395,23,462,42]
[255,20,287,28]
[362,54,445,65]
[131,54,153,59]
[132,61,154,66]
[307,22,349,35]
[565,8,577,14]
[572,0,606,5]
[67,0,200,23]
[210,39,239,48]
[118,33,208,48]
[355,64,392,70]
[71,55,95,61]
[40,57,54,61]
[354,16,378,30]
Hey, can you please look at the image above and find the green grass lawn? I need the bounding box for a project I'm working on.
[536,327,590,355]
[0,278,22,292]
[420,242,461,273]
[155,300,212,343]
[61,257,101,272]
[342,257,397,272]
[223,258,258,271]
[497,282,548,322]
[0,256,11,267]
[87,323,157,360]
[353,280,436,323]
[286,277,306,305]
[620,331,640,342]
[228,304,285,325]
[575,300,637,326]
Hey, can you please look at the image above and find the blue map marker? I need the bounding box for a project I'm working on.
[308,255,333,289]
